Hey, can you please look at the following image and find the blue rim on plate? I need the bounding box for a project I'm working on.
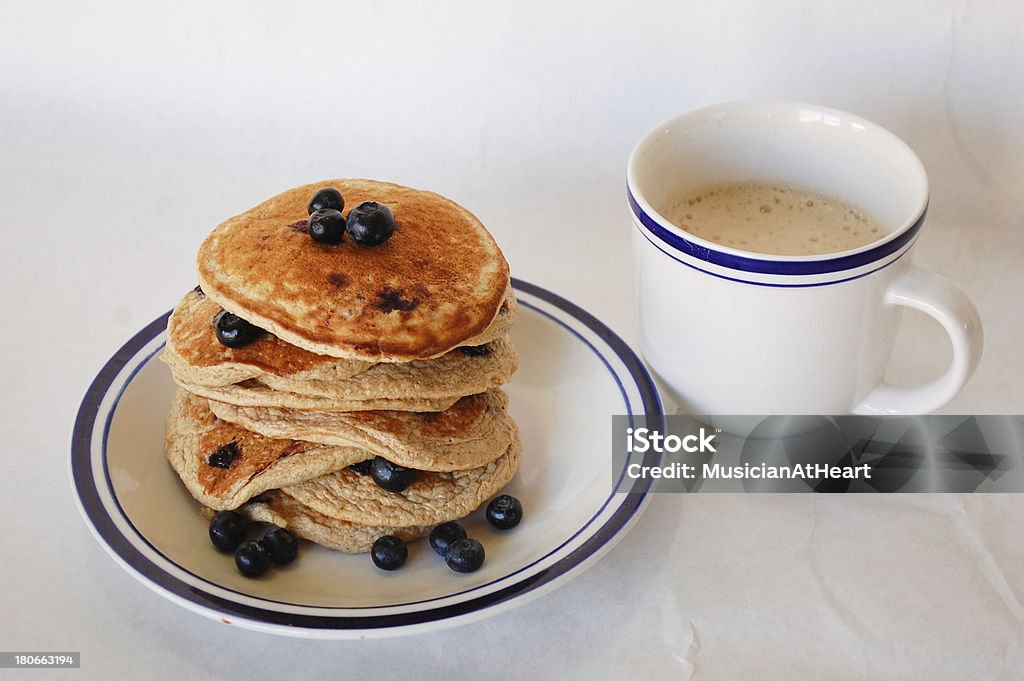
[70,278,664,636]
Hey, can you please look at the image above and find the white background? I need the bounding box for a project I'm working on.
[1,1,1022,679]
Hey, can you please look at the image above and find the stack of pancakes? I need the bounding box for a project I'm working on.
[162,179,520,553]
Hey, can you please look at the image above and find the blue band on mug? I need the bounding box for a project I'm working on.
[627,187,926,277]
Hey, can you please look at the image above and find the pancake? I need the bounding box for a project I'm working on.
[177,383,466,412]
[166,389,369,510]
[224,493,433,554]
[208,390,514,472]
[196,179,510,361]
[171,334,517,411]
[279,431,520,527]
[161,287,517,400]
[163,287,372,384]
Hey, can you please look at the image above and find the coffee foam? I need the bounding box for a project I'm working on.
[662,181,887,256]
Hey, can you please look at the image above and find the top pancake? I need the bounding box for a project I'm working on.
[196,179,510,361]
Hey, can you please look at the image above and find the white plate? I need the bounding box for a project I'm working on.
[70,279,663,638]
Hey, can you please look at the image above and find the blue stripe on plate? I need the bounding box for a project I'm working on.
[628,187,926,277]
[70,278,664,632]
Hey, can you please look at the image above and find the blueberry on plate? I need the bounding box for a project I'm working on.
[485,494,523,530]
[370,457,416,493]
[371,535,408,571]
[307,187,345,214]
[208,510,247,552]
[444,538,485,573]
[429,522,467,557]
[214,310,262,348]
[260,526,299,565]
[346,201,395,246]
[234,540,272,577]
[308,208,346,245]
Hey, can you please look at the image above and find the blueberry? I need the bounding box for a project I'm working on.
[349,459,373,476]
[485,494,523,530]
[234,540,272,577]
[206,441,240,469]
[429,522,467,557]
[208,510,247,552]
[308,208,346,245]
[444,538,485,573]
[458,345,491,357]
[371,535,408,571]
[370,457,416,493]
[260,526,299,565]
[214,310,262,348]
[346,201,395,246]
[308,187,345,214]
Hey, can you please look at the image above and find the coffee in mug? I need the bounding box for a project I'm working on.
[660,181,884,256]
[627,101,983,417]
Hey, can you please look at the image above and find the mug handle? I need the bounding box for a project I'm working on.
[854,266,983,415]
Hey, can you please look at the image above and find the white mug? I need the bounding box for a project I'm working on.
[627,100,983,416]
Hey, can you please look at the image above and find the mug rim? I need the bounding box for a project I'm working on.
[626,99,930,276]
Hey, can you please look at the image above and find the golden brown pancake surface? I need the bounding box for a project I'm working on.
[196,179,510,361]
[168,288,363,377]
[165,389,370,510]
